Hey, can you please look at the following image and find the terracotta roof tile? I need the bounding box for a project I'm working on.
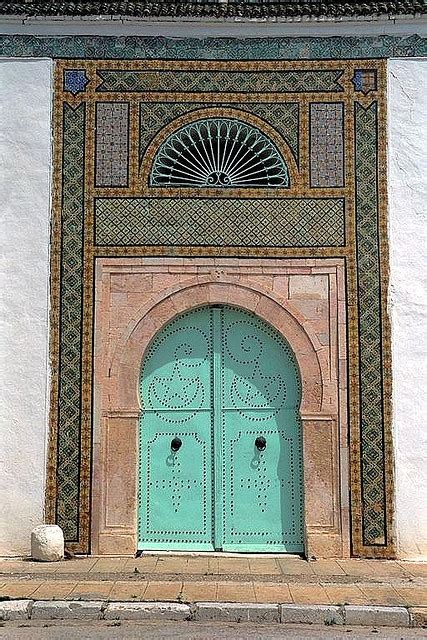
[0,1,425,19]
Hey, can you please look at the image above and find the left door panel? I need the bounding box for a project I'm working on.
[138,308,215,550]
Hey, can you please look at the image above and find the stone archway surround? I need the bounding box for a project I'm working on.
[92,257,349,558]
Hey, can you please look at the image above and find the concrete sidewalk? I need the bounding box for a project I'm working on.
[0,555,426,627]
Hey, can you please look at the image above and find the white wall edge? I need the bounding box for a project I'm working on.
[387,58,427,560]
[0,57,53,556]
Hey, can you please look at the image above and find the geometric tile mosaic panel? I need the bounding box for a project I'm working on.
[95,198,345,248]
[45,54,394,557]
[1,34,426,60]
[310,103,344,188]
[97,69,344,93]
[140,102,300,167]
[56,103,86,541]
[239,103,300,166]
[355,102,387,546]
[95,102,129,187]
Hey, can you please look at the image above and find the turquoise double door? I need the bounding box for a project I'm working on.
[138,305,304,552]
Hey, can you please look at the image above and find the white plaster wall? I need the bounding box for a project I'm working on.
[0,59,52,556]
[0,54,425,560]
[388,59,427,560]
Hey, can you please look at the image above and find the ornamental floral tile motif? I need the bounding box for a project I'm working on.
[46,55,393,558]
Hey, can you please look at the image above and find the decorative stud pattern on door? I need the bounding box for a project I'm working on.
[139,306,304,552]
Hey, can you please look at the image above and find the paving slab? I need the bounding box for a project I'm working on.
[218,558,251,575]
[31,581,77,600]
[216,581,257,603]
[108,580,148,601]
[204,558,220,575]
[278,558,315,575]
[124,556,158,573]
[323,584,369,605]
[181,580,218,602]
[359,584,407,606]
[0,561,59,574]
[69,581,114,600]
[400,562,427,579]
[289,583,330,605]
[366,561,409,578]
[185,558,210,575]
[337,559,379,576]
[254,581,292,604]
[58,559,98,573]
[310,561,346,577]
[0,581,43,598]
[394,586,427,607]
[249,559,281,575]
[91,558,129,573]
[143,580,183,601]
[155,558,189,574]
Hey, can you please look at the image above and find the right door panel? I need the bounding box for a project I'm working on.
[220,307,304,552]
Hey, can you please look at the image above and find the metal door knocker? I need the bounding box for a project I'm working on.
[171,437,182,452]
[255,436,266,451]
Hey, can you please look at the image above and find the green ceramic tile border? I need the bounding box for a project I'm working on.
[0,34,426,61]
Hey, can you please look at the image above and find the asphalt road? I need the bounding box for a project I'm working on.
[0,621,425,639]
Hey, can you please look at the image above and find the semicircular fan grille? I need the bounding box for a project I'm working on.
[150,118,290,188]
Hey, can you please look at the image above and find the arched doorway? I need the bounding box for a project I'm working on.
[138,305,304,553]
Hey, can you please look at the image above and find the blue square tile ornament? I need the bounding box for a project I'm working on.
[64,69,89,95]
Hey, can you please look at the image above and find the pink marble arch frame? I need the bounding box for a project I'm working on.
[92,258,350,558]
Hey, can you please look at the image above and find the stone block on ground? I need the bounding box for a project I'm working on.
[280,604,344,625]
[104,602,191,621]
[31,524,64,562]
[31,600,103,620]
[344,605,410,627]
[195,602,279,623]
[0,600,32,621]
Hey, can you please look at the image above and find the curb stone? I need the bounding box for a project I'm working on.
[281,604,344,625]
[104,602,190,621]
[0,599,419,627]
[31,601,103,620]
[344,605,410,627]
[0,600,32,621]
[194,602,279,622]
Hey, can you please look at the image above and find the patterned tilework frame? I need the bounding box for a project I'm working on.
[56,103,85,541]
[310,103,344,187]
[95,102,129,187]
[354,102,391,547]
[48,56,394,558]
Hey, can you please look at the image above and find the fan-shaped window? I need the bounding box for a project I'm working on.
[150,118,289,188]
